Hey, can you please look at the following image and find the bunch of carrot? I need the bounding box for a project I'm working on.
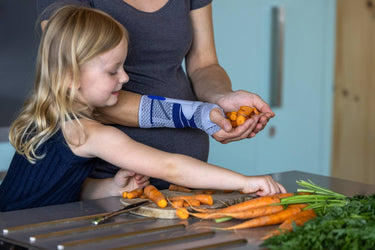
[175,192,316,234]
[226,106,259,128]
[122,184,317,236]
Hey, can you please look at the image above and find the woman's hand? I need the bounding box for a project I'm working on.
[210,90,275,144]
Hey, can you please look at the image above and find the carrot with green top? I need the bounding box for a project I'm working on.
[144,185,168,208]
[262,209,316,239]
[189,205,284,220]
[219,206,302,230]
[193,195,281,214]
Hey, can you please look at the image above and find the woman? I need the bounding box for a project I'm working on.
[37,0,275,191]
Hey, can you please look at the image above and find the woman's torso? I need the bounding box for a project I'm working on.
[36,0,212,187]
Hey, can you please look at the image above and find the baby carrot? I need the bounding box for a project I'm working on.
[171,200,184,208]
[169,184,192,193]
[236,115,247,126]
[189,205,284,220]
[144,185,168,208]
[168,194,213,206]
[122,191,128,199]
[126,188,143,199]
[222,206,302,230]
[183,199,201,207]
[239,106,254,116]
[176,207,189,219]
[226,111,237,121]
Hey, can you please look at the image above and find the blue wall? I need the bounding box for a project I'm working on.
[0,142,14,172]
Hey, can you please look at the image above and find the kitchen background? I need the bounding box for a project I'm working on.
[0,0,374,185]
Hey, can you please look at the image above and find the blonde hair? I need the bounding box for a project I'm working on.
[9,5,128,163]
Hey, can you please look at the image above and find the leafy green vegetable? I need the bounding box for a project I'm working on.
[261,180,375,249]
[278,180,348,215]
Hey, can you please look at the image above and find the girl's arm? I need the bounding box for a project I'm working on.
[80,170,149,200]
[70,120,286,195]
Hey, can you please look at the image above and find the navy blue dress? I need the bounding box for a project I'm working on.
[37,0,212,189]
[0,130,94,211]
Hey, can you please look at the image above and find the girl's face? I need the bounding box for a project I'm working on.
[77,37,129,110]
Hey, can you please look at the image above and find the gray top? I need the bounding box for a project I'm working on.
[37,0,213,188]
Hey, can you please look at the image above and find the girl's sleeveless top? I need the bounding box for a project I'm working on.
[37,0,213,189]
[0,130,94,211]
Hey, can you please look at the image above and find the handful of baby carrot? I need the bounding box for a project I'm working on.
[226,106,260,128]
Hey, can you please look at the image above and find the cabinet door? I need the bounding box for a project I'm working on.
[208,0,336,177]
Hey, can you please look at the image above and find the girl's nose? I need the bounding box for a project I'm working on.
[119,67,129,84]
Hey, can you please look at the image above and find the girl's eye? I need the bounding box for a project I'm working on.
[109,71,117,76]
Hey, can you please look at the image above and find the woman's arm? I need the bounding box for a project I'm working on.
[186,4,275,142]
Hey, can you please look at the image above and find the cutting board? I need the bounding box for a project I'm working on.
[120,190,257,219]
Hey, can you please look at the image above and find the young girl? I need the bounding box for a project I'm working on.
[0,6,285,212]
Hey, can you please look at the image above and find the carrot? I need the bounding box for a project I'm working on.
[122,191,128,199]
[171,200,184,208]
[270,193,294,199]
[240,106,254,115]
[126,188,143,199]
[144,185,168,208]
[194,190,215,194]
[168,194,213,206]
[262,209,316,239]
[253,107,259,114]
[236,114,247,126]
[221,206,302,230]
[189,205,284,220]
[229,119,237,128]
[226,111,237,121]
[168,184,192,193]
[176,207,189,219]
[184,199,201,207]
[191,196,280,214]
[279,209,316,231]
[287,203,309,210]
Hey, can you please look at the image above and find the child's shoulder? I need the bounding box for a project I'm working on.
[63,118,128,158]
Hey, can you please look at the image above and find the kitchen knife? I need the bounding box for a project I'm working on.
[92,200,150,225]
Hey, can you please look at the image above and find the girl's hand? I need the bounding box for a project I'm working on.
[113,169,150,196]
[242,175,287,196]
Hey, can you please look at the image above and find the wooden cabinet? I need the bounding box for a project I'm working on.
[332,0,375,184]
[208,0,336,177]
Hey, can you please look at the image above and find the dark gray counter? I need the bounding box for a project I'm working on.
[1,171,375,249]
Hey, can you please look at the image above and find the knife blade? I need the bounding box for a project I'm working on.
[92,200,150,225]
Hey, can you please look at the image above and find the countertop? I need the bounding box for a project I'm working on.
[1,170,375,249]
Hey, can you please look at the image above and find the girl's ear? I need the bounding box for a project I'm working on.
[66,70,80,90]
